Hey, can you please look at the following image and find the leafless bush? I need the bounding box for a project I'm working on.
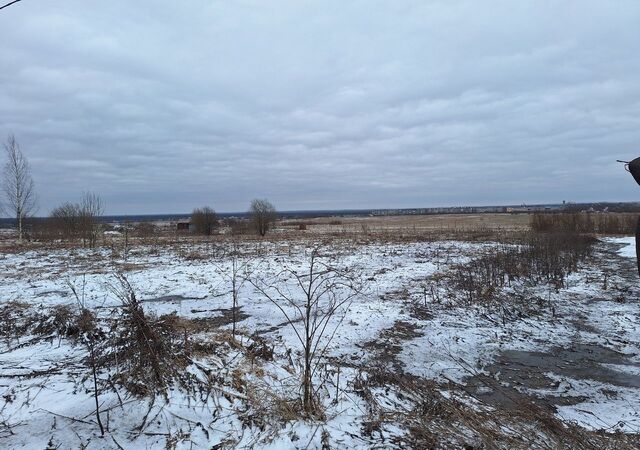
[66,276,105,436]
[191,206,218,235]
[214,239,253,339]
[531,212,637,235]
[46,192,104,247]
[449,231,595,318]
[49,202,81,241]
[133,221,157,240]
[79,192,104,247]
[224,218,251,235]
[250,246,362,415]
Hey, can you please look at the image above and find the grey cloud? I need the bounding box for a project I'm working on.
[1,0,639,214]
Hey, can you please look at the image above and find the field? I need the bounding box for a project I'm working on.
[280,212,532,234]
[1,214,639,449]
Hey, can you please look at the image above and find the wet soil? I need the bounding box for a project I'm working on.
[464,241,640,411]
[143,295,251,329]
[143,294,206,303]
[362,239,640,415]
[464,343,640,410]
[254,317,304,336]
[361,320,423,372]
[189,307,250,329]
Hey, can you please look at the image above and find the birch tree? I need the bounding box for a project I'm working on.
[2,135,36,241]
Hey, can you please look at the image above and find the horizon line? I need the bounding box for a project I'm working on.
[2,200,638,221]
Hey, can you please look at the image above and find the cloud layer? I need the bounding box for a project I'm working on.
[1,0,639,214]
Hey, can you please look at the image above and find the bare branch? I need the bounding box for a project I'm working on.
[248,245,363,415]
[0,0,22,12]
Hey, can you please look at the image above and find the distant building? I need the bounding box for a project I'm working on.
[176,221,191,232]
[506,207,533,213]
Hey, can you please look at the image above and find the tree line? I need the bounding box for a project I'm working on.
[1,135,278,243]
[190,199,277,237]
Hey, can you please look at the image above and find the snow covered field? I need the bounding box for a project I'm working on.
[0,235,639,449]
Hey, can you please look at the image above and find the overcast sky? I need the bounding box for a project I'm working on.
[1,0,639,214]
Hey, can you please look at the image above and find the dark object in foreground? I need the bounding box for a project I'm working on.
[626,157,640,186]
[621,157,640,277]
[635,216,640,278]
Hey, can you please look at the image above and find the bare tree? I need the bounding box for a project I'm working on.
[249,246,362,415]
[2,135,36,241]
[249,198,277,237]
[191,206,218,236]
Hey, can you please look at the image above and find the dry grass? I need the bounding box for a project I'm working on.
[355,369,640,450]
[449,231,595,303]
[0,301,35,340]
[1,213,535,254]
[99,274,192,397]
[532,212,637,235]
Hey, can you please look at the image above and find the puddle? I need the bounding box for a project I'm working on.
[35,290,69,298]
[255,317,303,336]
[142,294,206,303]
[189,307,250,328]
[465,344,640,410]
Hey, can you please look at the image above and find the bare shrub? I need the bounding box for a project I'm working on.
[214,239,253,339]
[191,206,218,236]
[531,212,637,235]
[49,202,82,241]
[134,221,157,240]
[250,246,362,415]
[224,218,251,236]
[449,231,595,319]
[47,192,104,247]
[66,276,104,436]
